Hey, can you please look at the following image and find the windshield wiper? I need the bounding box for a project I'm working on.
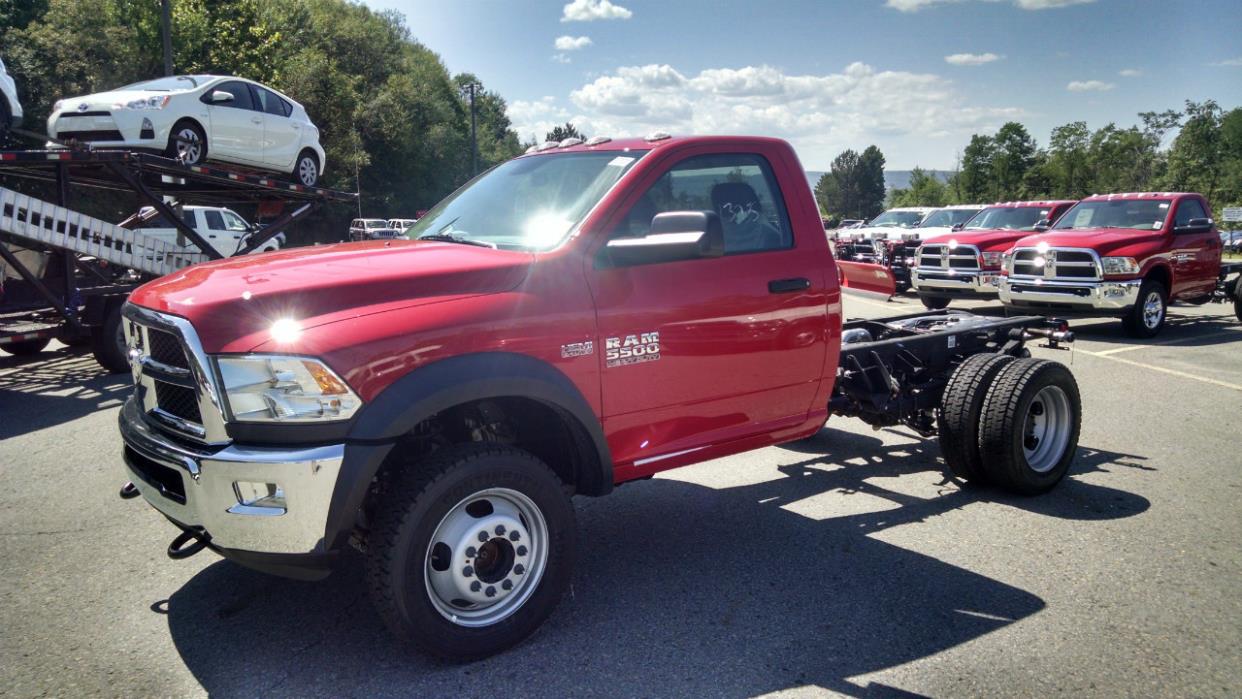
[417,233,497,249]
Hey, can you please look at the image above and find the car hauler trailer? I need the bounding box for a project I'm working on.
[0,148,356,370]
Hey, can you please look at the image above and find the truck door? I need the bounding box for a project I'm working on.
[1169,197,1218,298]
[587,150,830,471]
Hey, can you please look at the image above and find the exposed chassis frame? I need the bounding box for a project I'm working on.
[831,310,1072,435]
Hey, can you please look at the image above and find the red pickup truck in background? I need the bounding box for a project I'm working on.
[999,192,1242,337]
[117,134,1084,660]
[912,200,1077,309]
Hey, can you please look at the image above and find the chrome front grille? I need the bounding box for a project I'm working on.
[917,243,981,271]
[122,304,230,444]
[1010,247,1101,281]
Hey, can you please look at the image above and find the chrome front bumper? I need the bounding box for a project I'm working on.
[119,399,345,555]
[911,269,1002,297]
[999,277,1141,311]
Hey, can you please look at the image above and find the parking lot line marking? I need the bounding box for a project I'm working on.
[1075,348,1242,392]
[843,295,908,310]
[1091,328,1242,356]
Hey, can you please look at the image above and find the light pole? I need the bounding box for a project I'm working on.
[460,82,480,176]
[161,0,173,76]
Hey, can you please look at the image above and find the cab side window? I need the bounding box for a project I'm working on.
[615,153,793,254]
[203,210,227,230]
[1174,199,1207,226]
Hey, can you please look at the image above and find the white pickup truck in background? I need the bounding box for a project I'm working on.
[123,205,285,257]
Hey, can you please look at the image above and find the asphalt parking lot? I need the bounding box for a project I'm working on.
[1,296,1239,698]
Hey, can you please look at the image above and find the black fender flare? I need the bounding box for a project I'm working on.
[323,352,613,550]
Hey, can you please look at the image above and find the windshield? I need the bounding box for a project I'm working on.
[1054,200,1170,231]
[407,150,648,250]
[364,220,388,228]
[118,75,211,91]
[965,206,1053,231]
[867,210,925,228]
[920,209,979,228]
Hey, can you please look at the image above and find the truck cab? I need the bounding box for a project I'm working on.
[999,192,1223,336]
[126,205,282,257]
[912,200,1076,309]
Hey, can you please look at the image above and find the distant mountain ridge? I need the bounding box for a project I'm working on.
[805,170,954,192]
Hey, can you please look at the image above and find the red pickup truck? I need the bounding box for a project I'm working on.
[912,200,1077,309]
[999,192,1242,336]
[118,134,1082,659]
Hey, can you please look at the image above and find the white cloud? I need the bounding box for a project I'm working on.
[509,61,1025,167]
[888,0,1093,11]
[554,35,593,51]
[1209,57,1242,67]
[1066,79,1115,91]
[551,53,572,64]
[1118,68,1143,77]
[944,52,1003,66]
[561,0,631,22]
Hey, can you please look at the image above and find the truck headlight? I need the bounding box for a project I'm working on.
[1001,252,1013,274]
[1100,256,1140,276]
[980,251,1004,269]
[216,355,361,423]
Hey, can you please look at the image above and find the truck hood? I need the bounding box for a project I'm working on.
[923,228,1039,251]
[129,240,534,353]
[1009,228,1166,257]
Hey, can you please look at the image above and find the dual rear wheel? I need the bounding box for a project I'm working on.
[939,354,1081,494]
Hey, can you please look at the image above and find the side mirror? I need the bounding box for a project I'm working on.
[209,90,234,104]
[604,211,725,267]
[951,222,965,232]
[1033,218,1052,232]
[1173,217,1213,234]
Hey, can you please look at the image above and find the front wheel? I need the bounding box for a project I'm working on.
[1122,279,1166,338]
[166,121,207,166]
[294,150,320,187]
[90,304,129,373]
[366,444,576,661]
[920,295,951,310]
[978,358,1081,494]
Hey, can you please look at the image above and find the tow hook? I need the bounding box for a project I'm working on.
[119,481,140,499]
[167,530,210,560]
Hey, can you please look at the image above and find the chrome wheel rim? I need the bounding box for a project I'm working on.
[1142,291,1163,329]
[298,156,317,185]
[423,487,548,628]
[1022,385,1072,473]
[176,128,202,163]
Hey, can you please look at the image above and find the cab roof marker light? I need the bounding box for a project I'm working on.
[644,131,672,142]
[536,141,559,152]
[524,145,538,154]
[558,138,583,148]
[585,136,612,146]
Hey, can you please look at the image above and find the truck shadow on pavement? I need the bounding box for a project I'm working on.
[164,429,1150,698]
[1062,311,1241,348]
[0,349,128,440]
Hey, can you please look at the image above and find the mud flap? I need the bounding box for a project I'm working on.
[837,260,897,299]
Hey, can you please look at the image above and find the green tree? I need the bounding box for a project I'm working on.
[858,145,887,218]
[890,167,947,207]
[1163,100,1226,203]
[959,134,996,202]
[1047,121,1091,198]
[992,122,1037,200]
[545,122,584,142]
[815,149,862,219]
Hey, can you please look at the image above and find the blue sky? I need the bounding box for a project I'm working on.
[361,0,1242,170]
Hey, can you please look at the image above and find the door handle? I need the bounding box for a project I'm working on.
[251,117,263,124]
[768,277,811,294]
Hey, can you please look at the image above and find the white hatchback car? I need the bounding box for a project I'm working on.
[47,75,325,186]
